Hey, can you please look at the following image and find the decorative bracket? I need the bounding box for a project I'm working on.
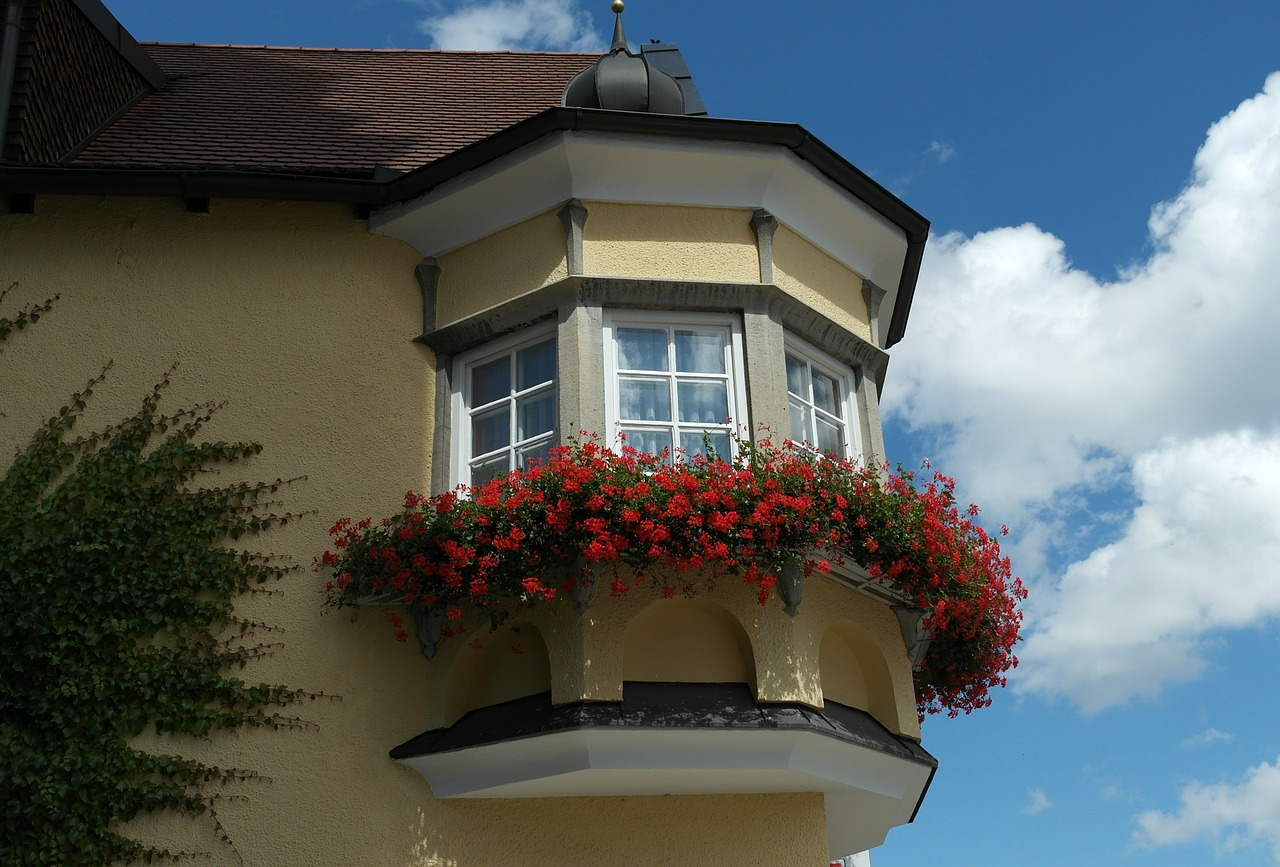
[862,278,887,347]
[750,208,778,284]
[414,257,441,338]
[776,560,804,616]
[414,606,447,661]
[557,198,589,276]
[892,607,932,670]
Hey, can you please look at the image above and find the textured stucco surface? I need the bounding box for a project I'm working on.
[582,202,759,283]
[435,209,568,326]
[772,225,873,342]
[0,196,852,865]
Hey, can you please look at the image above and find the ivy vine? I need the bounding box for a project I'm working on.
[0,288,314,865]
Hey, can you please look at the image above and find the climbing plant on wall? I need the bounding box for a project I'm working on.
[0,286,313,865]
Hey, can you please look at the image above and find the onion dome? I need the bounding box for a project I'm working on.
[562,1,686,114]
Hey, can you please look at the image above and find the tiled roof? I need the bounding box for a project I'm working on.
[72,44,600,175]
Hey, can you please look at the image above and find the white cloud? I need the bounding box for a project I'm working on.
[928,140,956,164]
[1133,757,1280,862]
[1023,789,1054,815]
[1015,430,1280,712]
[1184,727,1234,748]
[419,0,601,51]
[884,72,1280,711]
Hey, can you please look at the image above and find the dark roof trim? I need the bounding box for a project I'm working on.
[391,682,937,771]
[0,107,927,344]
[70,0,167,89]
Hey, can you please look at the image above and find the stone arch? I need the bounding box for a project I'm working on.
[443,620,552,724]
[622,598,756,687]
[819,620,898,727]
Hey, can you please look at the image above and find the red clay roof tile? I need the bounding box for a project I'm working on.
[72,44,599,175]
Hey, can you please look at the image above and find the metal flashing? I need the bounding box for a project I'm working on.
[68,0,167,89]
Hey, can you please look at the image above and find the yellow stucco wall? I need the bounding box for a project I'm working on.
[772,225,874,341]
[434,210,567,326]
[582,202,759,283]
[0,196,848,866]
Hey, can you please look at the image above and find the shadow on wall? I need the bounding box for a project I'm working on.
[622,598,755,686]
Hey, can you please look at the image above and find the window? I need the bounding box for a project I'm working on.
[785,335,860,458]
[603,312,748,461]
[453,327,557,486]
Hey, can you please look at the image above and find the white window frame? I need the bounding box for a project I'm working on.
[451,323,558,488]
[783,333,862,459]
[602,310,749,461]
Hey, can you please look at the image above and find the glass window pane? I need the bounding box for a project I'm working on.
[617,327,668,371]
[517,391,555,441]
[619,378,671,422]
[681,431,730,462]
[470,454,510,487]
[471,406,510,455]
[811,368,840,415]
[470,356,510,406]
[517,339,556,390]
[677,381,729,424]
[815,417,844,455]
[789,399,810,445]
[621,428,673,462]
[786,354,807,398]
[675,329,725,373]
[518,438,554,470]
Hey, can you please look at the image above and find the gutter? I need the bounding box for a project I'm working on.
[0,0,23,157]
[0,107,928,345]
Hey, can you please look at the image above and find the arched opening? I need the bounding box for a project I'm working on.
[819,621,897,727]
[443,621,552,724]
[622,599,756,686]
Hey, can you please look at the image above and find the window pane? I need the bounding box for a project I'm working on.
[811,368,840,415]
[470,454,510,487]
[815,417,844,455]
[619,378,671,422]
[621,428,673,461]
[677,381,728,424]
[517,339,556,390]
[517,391,555,441]
[675,329,725,373]
[786,354,807,398]
[617,328,668,371]
[471,356,510,406]
[789,399,810,445]
[681,431,730,461]
[518,438,554,470]
[471,406,510,455]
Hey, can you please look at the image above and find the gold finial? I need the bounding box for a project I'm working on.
[611,1,624,12]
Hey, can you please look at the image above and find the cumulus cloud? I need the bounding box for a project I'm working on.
[884,72,1280,711]
[1022,789,1054,815]
[1015,430,1280,712]
[419,0,601,51]
[1133,757,1280,862]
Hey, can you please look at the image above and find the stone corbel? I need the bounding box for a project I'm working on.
[557,198,589,276]
[862,278,887,347]
[892,607,933,670]
[414,257,441,339]
[750,208,778,284]
[414,606,447,661]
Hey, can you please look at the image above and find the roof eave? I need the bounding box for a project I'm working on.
[0,108,928,345]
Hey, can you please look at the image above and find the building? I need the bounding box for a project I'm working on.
[1,0,935,863]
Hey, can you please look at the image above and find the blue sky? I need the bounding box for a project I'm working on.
[106,1,1280,863]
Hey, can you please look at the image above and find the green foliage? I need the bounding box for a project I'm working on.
[0,296,310,865]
